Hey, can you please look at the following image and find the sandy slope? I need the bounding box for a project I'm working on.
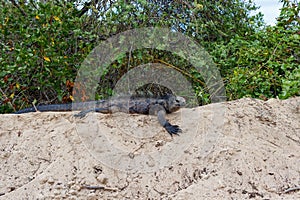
[0,97,299,199]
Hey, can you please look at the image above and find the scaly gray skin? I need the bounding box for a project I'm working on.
[15,95,186,136]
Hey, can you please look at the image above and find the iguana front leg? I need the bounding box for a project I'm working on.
[150,104,182,136]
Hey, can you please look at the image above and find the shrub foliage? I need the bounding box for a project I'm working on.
[0,0,299,113]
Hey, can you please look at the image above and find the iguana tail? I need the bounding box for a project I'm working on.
[15,100,106,114]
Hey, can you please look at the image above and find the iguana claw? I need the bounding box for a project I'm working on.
[74,109,94,118]
[163,121,182,136]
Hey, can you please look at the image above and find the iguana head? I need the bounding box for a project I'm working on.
[166,95,186,113]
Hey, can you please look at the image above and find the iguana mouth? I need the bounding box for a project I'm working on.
[167,96,185,113]
[176,96,186,107]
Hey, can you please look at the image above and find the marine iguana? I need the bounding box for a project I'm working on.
[15,95,186,136]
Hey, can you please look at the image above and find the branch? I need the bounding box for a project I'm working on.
[78,0,99,17]
[10,0,27,17]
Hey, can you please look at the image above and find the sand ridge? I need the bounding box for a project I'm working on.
[0,97,299,199]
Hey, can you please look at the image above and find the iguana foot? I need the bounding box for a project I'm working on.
[74,107,108,118]
[163,121,182,136]
[74,109,94,118]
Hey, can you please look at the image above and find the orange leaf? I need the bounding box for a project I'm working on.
[66,80,74,88]
[3,75,9,83]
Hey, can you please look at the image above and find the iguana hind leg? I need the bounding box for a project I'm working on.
[74,107,110,118]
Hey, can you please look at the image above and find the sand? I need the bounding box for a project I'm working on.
[0,97,299,199]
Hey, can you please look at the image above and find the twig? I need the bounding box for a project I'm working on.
[81,184,117,191]
[0,87,15,112]
[82,184,104,190]
[153,187,165,195]
[154,59,205,86]
[247,43,280,81]
[78,0,100,17]
[286,135,300,145]
[283,186,300,194]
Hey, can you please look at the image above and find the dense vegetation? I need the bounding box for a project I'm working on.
[0,0,299,113]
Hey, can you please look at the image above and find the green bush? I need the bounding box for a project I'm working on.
[212,0,299,100]
[0,0,299,113]
[0,2,97,112]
